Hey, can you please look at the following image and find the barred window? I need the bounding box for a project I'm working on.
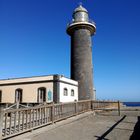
[64,88,68,96]
[71,89,74,96]
[38,87,46,103]
[15,89,23,103]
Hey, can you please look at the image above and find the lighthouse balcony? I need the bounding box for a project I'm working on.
[67,19,96,27]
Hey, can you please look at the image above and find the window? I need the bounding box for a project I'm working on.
[15,89,23,103]
[38,87,46,103]
[0,90,2,103]
[63,88,68,96]
[48,90,52,101]
[71,89,74,96]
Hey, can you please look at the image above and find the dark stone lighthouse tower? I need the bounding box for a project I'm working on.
[67,4,96,100]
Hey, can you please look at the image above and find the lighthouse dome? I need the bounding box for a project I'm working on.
[74,4,88,13]
[73,4,89,22]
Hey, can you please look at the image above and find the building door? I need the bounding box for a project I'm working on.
[38,87,46,103]
[15,89,23,103]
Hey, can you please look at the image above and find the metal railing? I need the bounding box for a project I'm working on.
[0,100,119,139]
[67,19,96,27]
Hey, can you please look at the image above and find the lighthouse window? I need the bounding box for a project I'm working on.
[64,88,68,96]
[71,89,74,96]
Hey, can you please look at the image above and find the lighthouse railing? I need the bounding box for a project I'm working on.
[67,19,96,27]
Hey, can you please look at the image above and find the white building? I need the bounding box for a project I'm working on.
[0,75,78,104]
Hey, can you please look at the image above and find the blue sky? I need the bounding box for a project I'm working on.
[0,0,140,101]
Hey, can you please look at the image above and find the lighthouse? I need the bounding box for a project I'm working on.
[67,4,96,100]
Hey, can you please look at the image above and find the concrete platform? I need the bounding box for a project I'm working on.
[8,109,140,140]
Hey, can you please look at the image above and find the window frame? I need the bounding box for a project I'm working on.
[63,88,68,96]
[37,87,46,103]
[71,89,74,96]
[15,88,23,103]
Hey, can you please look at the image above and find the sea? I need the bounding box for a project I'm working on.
[123,102,140,107]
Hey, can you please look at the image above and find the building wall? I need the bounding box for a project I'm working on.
[59,76,78,102]
[0,75,78,104]
[0,83,53,103]
[0,76,54,103]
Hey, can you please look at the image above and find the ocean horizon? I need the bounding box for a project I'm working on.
[123,102,140,107]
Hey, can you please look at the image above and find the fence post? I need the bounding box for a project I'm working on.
[91,100,93,110]
[0,104,4,140]
[118,101,121,116]
[51,102,55,124]
[74,100,77,115]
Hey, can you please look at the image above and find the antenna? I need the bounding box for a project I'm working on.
[78,2,83,6]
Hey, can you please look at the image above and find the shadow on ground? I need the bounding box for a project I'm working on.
[130,116,140,140]
[95,115,126,140]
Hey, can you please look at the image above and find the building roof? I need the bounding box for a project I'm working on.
[0,74,78,86]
